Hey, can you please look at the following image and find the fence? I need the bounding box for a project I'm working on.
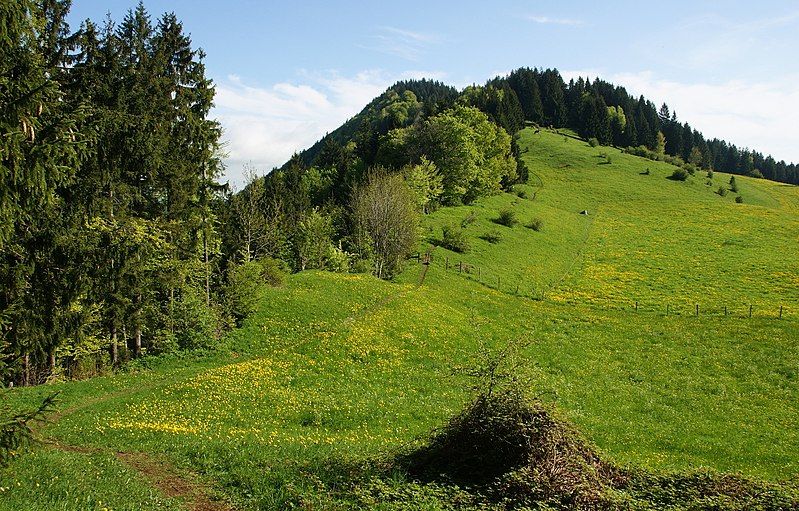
[420,252,793,321]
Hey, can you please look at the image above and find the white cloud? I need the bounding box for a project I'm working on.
[213,69,448,186]
[564,69,799,164]
[368,26,442,61]
[526,15,584,26]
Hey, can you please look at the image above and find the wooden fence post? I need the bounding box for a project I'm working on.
[635,301,638,312]
[695,304,699,317]
[724,306,727,316]
[749,304,753,318]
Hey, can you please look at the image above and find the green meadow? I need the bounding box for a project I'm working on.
[2,128,798,510]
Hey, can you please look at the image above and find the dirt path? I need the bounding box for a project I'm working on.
[116,452,234,511]
[48,441,235,511]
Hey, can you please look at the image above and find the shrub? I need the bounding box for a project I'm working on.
[706,169,714,179]
[730,176,739,193]
[669,168,689,181]
[682,163,697,175]
[326,245,351,273]
[717,186,728,197]
[225,260,268,323]
[515,188,528,199]
[1,394,58,466]
[587,137,599,147]
[495,208,518,227]
[460,211,477,228]
[526,218,543,232]
[750,169,764,179]
[441,224,470,253]
[480,230,502,244]
[350,257,373,274]
[259,257,287,287]
[605,155,612,165]
[735,195,744,203]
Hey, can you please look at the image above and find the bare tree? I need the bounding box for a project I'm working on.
[352,169,419,279]
[230,164,269,262]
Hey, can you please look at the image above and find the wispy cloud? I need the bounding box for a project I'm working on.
[213,69,448,187]
[369,26,441,61]
[526,15,584,26]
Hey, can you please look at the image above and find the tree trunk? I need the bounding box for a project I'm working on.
[134,323,142,358]
[110,326,118,366]
[22,352,29,386]
[48,351,56,375]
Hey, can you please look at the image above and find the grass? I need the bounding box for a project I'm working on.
[2,128,798,509]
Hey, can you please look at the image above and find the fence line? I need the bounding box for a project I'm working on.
[418,252,793,321]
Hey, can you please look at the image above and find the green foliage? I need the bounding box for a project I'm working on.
[402,156,443,214]
[750,169,764,179]
[295,209,336,271]
[717,186,729,197]
[441,224,470,253]
[526,218,544,232]
[669,168,689,181]
[736,195,744,203]
[391,105,517,204]
[1,393,58,466]
[352,171,420,279]
[730,176,739,193]
[480,230,503,244]
[460,211,478,228]
[587,137,599,147]
[707,169,714,179]
[495,208,518,227]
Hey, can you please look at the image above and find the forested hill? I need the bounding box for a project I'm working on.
[298,68,799,186]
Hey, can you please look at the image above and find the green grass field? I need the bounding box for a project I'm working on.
[2,128,798,509]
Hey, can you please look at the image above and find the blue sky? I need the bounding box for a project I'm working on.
[67,1,799,186]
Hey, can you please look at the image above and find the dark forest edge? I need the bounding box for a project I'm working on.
[2,2,797,398]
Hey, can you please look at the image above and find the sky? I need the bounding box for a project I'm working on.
[66,0,799,187]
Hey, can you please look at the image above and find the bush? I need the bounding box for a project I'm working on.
[682,163,697,175]
[735,195,744,203]
[730,176,739,193]
[515,188,528,199]
[225,258,286,324]
[225,260,267,323]
[326,245,351,273]
[526,218,543,232]
[460,211,477,228]
[706,169,714,179]
[350,257,373,274]
[441,224,470,253]
[480,230,502,244]
[495,208,518,227]
[750,169,764,179]
[259,257,287,287]
[717,186,728,197]
[587,137,599,147]
[668,168,689,181]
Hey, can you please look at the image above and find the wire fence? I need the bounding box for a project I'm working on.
[416,252,793,321]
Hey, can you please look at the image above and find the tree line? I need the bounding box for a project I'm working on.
[1,1,225,385]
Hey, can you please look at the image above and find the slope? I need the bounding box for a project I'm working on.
[2,129,798,509]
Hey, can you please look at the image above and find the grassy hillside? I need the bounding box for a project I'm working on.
[2,129,798,510]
